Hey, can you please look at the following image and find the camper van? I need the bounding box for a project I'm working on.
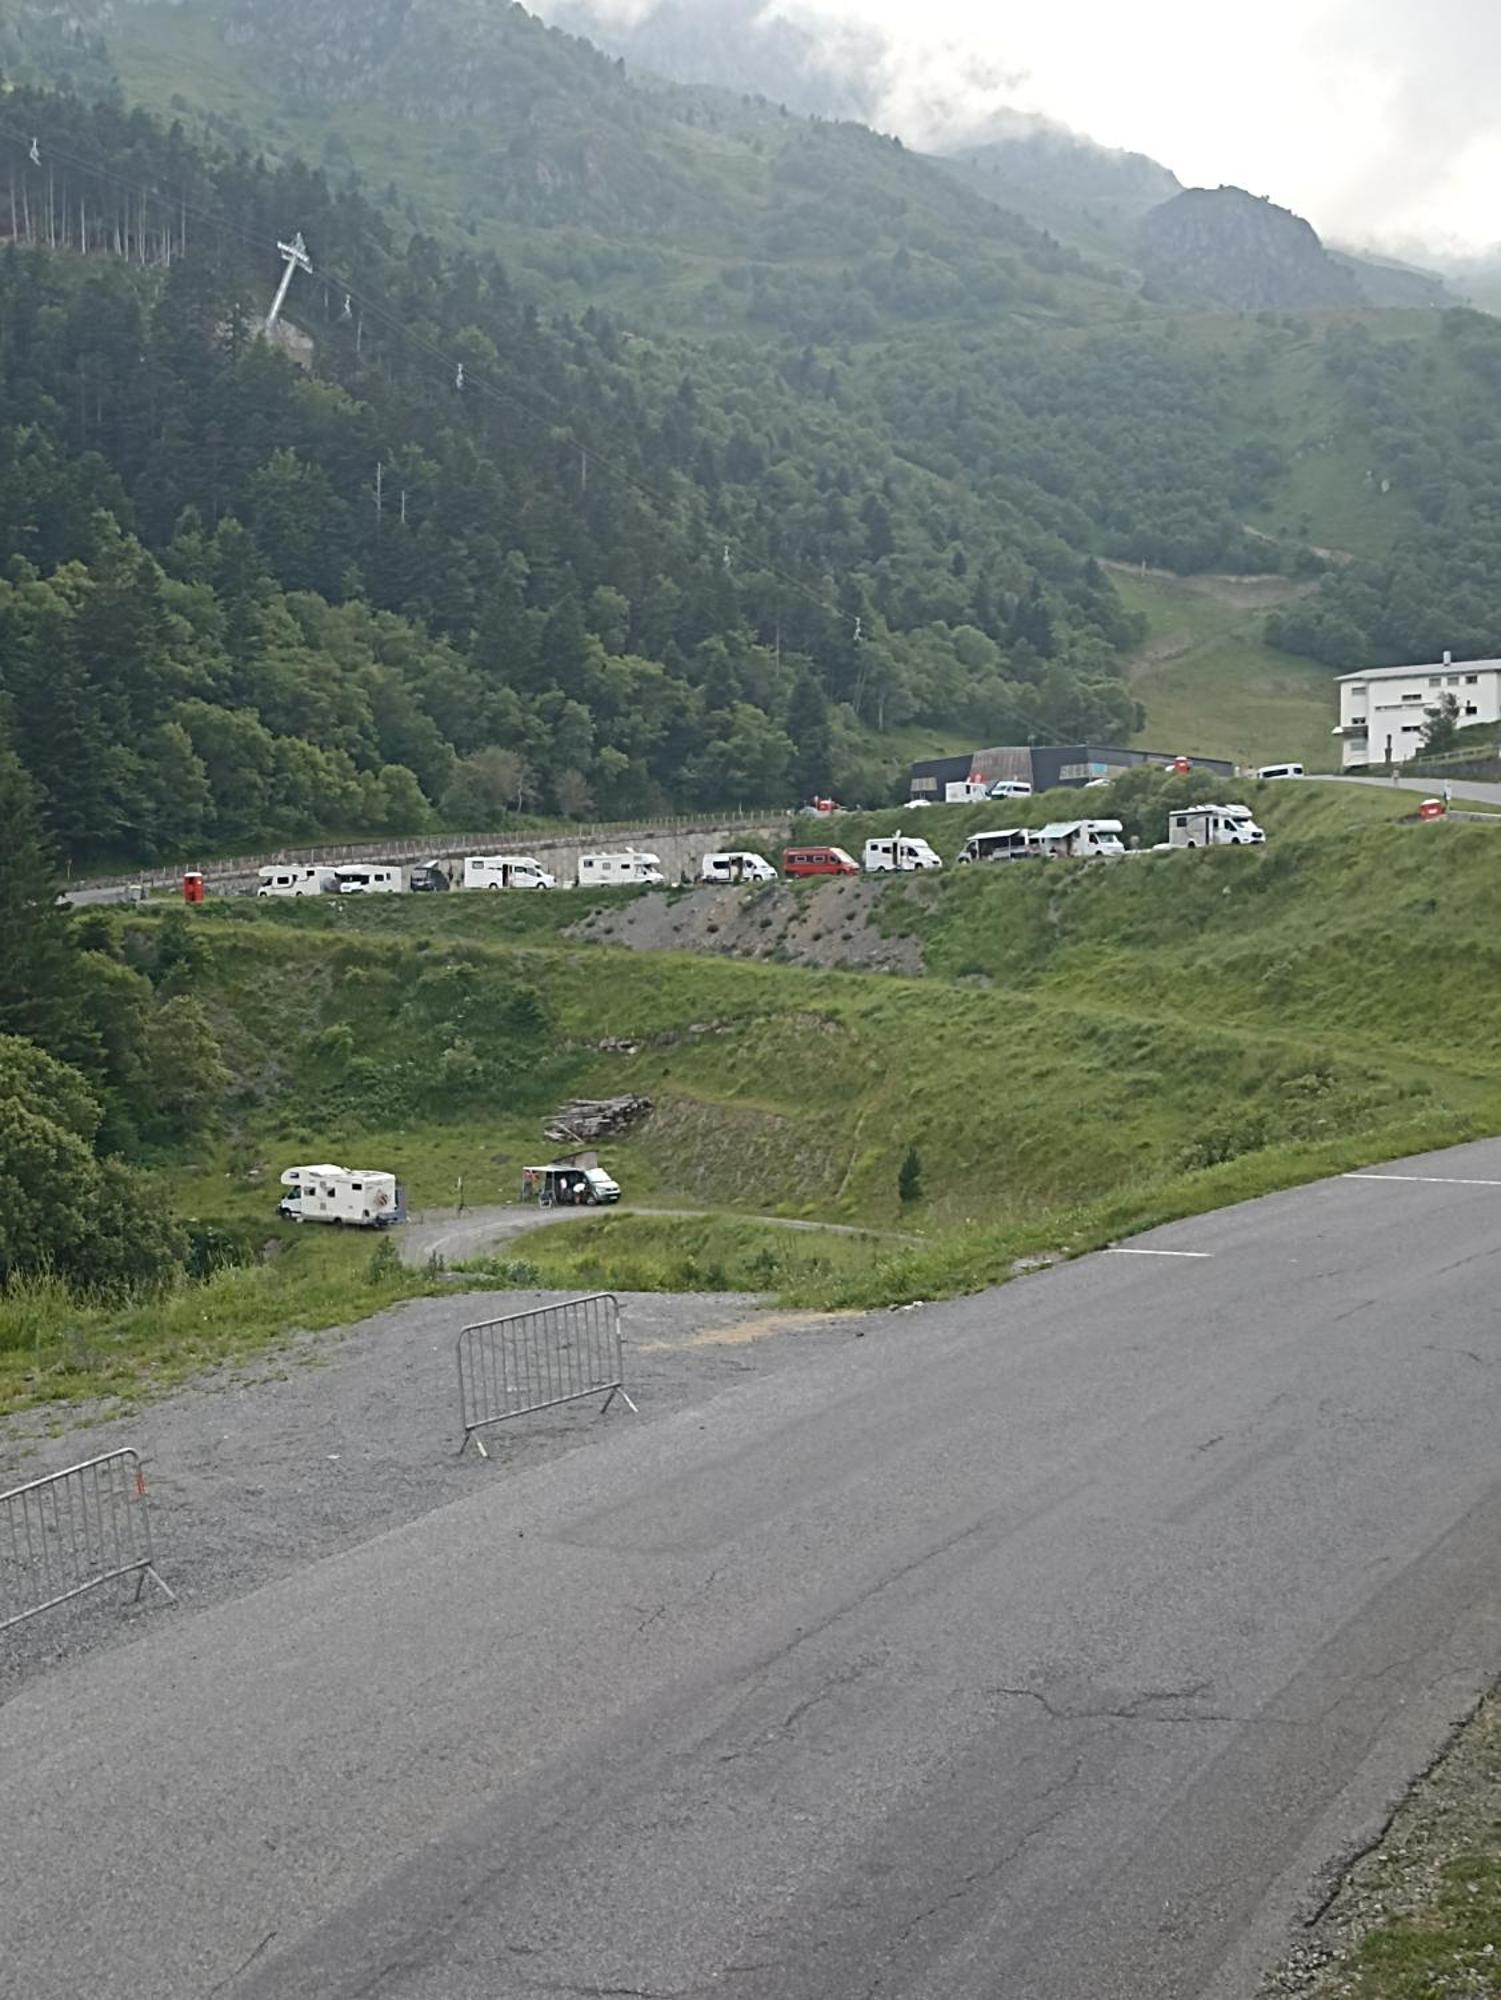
[863,834,944,873]
[700,851,778,885]
[576,850,666,887]
[1037,819,1127,861]
[944,779,991,805]
[334,864,406,895]
[1166,804,1265,849]
[1256,763,1304,780]
[783,844,860,878]
[987,779,1034,800]
[277,1164,403,1229]
[257,865,337,898]
[957,828,1043,865]
[463,854,557,891]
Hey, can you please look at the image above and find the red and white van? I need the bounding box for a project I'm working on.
[783,844,860,878]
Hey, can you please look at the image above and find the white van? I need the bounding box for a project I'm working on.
[577,850,666,887]
[1037,819,1126,861]
[863,834,943,873]
[700,851,778,885]
[257,865,337,898]
[1166,804,1265,848]
[334,864,406,894]
[463,854,557,891]
[277,1164,403,1228]
[988,779,1034,800]
[957,828,1043,865]
[1256,763,1304,780]
[944,779,991,805]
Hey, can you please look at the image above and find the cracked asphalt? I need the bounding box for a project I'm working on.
[7,1139,1501,1998]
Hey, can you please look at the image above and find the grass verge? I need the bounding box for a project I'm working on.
[1274,1693,1501,1999]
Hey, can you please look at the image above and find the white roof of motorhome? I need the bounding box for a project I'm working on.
[1336,658,1501,682]
[1039,819,1123,837]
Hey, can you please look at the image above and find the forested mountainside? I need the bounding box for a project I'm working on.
[0,84,1154,865]
[3,0,1501,876]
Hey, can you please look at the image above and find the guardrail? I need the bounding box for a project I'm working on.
[456,1293,635,1456]
[2,1449,175,1634]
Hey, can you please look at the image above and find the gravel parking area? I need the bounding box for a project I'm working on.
[0,1286,867,1695]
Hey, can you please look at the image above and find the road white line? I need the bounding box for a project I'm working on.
[1107,1247,1213,1259]
[1343,1173,1501,1188]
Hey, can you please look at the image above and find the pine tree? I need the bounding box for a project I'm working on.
[0,739,70,1045]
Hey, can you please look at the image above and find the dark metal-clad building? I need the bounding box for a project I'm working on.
[907,744,1235,798]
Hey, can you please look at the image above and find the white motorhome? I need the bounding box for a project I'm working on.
[1256,763,1304,780]
[277,1164,403,1229]
[944,779,991,805]
[863,834,943,873]
[957,828,1043,865]
[700,851,778,885]
[257,865,337,898]
[1037,819,1127,861]
[1166,804,1265,849]
[334,864,406,895]
[577,850,666,887]
[463,854,557,891]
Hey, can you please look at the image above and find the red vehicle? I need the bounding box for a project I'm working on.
[1418,797,1447,821]
[783,844,860,878]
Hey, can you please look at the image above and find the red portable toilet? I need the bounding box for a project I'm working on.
[183,870,206,905]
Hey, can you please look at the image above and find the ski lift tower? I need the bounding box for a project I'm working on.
[265,230,312,331]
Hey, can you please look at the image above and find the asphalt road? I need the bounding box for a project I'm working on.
[7,1140,1501,1999]
[1312,770,1501,806]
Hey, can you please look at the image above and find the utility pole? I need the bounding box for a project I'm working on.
[265,230,312,331]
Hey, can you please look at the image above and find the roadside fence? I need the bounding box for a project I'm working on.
[68,809,794,896]
[1,1449,175,1634]
[457,1293,635,1456]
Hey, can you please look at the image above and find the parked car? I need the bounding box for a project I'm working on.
[1418,797,1447,822]
[1256,763,1305,780]
[783,844,860,878]
[987,779,1034,800]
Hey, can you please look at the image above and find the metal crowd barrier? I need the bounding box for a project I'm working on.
[457,1293,636,1456]
[1,1449,175,1634]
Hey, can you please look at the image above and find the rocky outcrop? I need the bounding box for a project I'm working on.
[1138,187,1361,310]
[544,1096,654,1144]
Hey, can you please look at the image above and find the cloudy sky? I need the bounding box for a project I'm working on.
[574,0,1500,250]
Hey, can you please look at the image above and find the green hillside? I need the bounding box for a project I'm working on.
[10,776,1501,1409]
[1114,570,1339,768]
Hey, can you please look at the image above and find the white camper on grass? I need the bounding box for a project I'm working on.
[944,779,991,805]
[863,834,943,873]
[277,1165,403,1228]
[577,850,666,887]
[334,864,406,894]
[1037,819,1126,861]
[463,854,557,891]
[1166,804,1265,849]
[257,865,337,898]
[700,851,778,885]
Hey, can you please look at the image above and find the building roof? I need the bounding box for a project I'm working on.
[1337,659,1501,683]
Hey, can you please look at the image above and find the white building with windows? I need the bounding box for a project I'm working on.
[1335,653,1501,769]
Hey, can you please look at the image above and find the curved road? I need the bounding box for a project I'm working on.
[7,1140,1501,1997]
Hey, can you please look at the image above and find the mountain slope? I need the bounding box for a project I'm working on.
[1139,186,1361,310]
